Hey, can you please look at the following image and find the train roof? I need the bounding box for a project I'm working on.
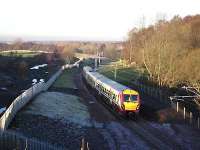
[86,67,130,93]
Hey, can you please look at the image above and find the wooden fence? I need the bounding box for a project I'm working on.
[131,82,170,104]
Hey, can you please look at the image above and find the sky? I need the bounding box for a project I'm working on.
[0,0,199,41]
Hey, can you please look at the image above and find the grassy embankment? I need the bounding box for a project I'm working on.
[81,59,143,87]
[52,68,78,89]
[98,61,143,87]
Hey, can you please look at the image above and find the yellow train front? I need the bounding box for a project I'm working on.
[120,89,140,116]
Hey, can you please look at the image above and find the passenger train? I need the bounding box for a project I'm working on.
[83,66,141,116]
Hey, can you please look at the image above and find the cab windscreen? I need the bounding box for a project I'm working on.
[123,94,138,102]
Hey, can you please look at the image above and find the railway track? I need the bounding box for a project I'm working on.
[76,71,179,150]
[93,95,173,150]
[136,119,182,149]
[99,94,183,149]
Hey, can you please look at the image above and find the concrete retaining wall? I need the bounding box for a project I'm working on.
[0,60,81,131]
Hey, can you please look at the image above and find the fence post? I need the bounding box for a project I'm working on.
[87,142,89,150]
[149,87,152,96]
[25,139,28,150]
[81,138,85,150]
[183,107,186,120]
[176,102,179,112]
[146,86,148,94]
[153,88,156,98]
[151,87,153,96]
[149,87,151,96]
[189,112,192,124]
[142,85,144,93]
[164,92,167,102]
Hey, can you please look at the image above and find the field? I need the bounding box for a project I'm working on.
[98,61,143,86]
[0,50,40,57]
[0,52,64,110]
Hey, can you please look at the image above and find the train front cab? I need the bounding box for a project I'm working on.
[121,89,140,116]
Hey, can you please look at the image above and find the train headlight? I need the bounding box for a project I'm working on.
[136,104,140,110]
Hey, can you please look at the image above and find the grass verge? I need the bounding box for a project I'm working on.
[0,51,39,57]
[52,68,78,88]
[98,61,142,86]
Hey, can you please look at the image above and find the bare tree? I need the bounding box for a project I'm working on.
[124,14,200,89]
[62,45,75,63]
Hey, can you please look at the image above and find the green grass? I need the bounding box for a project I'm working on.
[98,61,143,86]
[53,68,78,88]
[0,51,39,57]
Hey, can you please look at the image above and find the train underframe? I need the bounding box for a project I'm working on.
[112,102,139,119]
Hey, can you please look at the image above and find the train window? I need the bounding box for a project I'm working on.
[108,91,111,97]
[124,94,138,102]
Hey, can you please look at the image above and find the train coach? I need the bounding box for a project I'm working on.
[83,66,141,117]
